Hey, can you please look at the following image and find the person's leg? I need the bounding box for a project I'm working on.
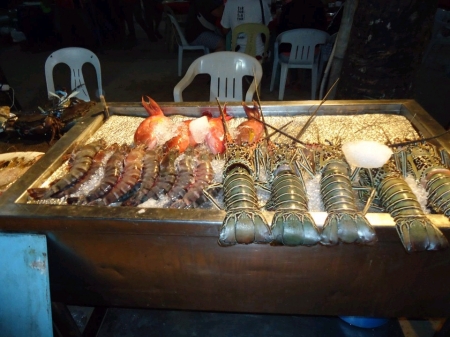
[152,0,163,38]
[108,0,126,40]
[191,31,225,52]
[133,2,157,41]
[121,2,136,39]
[142,0,163,39]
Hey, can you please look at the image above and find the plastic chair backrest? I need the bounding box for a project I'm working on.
[45,47,102,102]
[167,13,189,47]
[231,23,270,58]
[163,4,176,17]
[173,51,263,102]
[276,28,329,66]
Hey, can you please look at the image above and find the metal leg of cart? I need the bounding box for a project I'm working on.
[434,318,450,337]
[52,303,107,337]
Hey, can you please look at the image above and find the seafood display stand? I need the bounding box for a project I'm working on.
[0,99,450,318]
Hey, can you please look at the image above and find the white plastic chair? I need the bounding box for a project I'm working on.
[167,13,210,77]
[45,47,102,102]
[270,28,330,100]
[163,5,188,53]
[173,51,263,102]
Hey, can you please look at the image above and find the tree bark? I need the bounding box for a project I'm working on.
[326,0,358,98]
[336,0,438,99]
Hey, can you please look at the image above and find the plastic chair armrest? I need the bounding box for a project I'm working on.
[245,82,258,103]
[173,66,198,102]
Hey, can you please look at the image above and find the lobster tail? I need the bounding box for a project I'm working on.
[426,172,450,217]
[321,212,377,245]
[396,216,449,253]
[219,210,272,246]
[271,211,320,246]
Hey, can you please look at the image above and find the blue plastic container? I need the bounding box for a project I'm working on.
[339,316,389,328]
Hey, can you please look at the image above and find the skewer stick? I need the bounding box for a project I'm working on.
[294,78,340,142]
[100,95,110,120]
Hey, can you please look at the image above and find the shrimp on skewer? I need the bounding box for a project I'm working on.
[83,144,129,204]
[170,148,215,209]
[27,139,105,200]
[144,148,178,201]
[122,148,161,206]
[167,147,196,202]
[101,145,146,206]
[55,143,119,199]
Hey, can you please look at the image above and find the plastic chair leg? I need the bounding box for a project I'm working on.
[278,64,289,100]
[311,62,321,100]
[311,70,317,100]
[270,59,278,92]
[178,47,183,77]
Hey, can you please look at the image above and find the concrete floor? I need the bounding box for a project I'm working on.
[67,305,447,337]
[1,21,450,337]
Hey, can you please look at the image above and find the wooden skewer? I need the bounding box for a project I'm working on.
[100,95,110,120]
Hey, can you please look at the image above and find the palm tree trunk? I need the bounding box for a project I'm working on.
[335,0,438,99]
[326,0,358,98]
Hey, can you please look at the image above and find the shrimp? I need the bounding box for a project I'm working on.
[82,144,129,204]
[122,148,161,206]
[27,139,105,200]
[101,145,145,205]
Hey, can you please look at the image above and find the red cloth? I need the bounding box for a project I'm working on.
[55,0,86,9]
[438,0,450,10]
[157,1,190,14]
[55,0,76,9]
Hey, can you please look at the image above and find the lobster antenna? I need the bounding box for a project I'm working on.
[253,117,306,147]
[252,67,270,143]
[216,98,231,140]
[388,129,450,148]
[264,121,293,141]
[293,78,340,143]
